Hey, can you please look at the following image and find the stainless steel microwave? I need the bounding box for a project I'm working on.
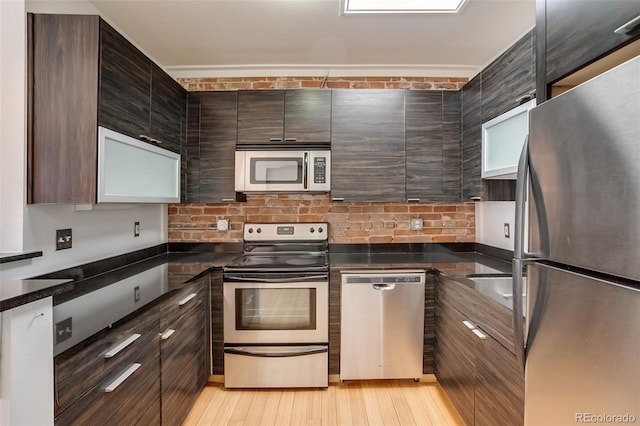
[235,150,331,192]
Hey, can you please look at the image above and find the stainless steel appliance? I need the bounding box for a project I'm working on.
[514,55,640,425]
[340,270,425,381]
[234,150,330,192]
[223,223,329,388]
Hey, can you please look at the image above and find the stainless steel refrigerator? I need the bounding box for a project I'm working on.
[513,54,640,426]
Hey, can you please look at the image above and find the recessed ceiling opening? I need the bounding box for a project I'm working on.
[342,0,468,14]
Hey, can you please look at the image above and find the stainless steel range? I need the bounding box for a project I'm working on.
[223,223,329,388]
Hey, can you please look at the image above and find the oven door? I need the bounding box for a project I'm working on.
[223,272,328,344]
[235,151,306,192]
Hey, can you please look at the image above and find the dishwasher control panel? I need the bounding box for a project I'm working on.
[341,270,426,285]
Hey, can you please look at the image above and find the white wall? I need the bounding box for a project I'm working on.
[0,0,167,281]
[0,0,27,252]
[475,201,516,251]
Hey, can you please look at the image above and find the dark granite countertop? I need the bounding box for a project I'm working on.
[0,247,242,312]
[0,250,43,264]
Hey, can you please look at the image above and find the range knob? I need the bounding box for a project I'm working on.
[256,228,262,234]
[310,227,315,233]
[318,227,324,233]
[247,228,254,234]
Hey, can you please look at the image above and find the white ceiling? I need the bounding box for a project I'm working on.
[88,0,536,79]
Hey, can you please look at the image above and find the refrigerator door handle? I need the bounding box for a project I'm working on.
[513,136,531,370]
[512,258,526,370]
[514,135,530,260]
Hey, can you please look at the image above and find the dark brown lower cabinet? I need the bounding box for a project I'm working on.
[160,278,208,426]
[54,277,209,426]
[54,306,161,425]
[435,277,524,426]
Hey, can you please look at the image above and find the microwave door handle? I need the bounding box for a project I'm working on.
[303,152,309,190]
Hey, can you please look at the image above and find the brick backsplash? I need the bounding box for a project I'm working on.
[168,194,475,244]
[177,76,468,91]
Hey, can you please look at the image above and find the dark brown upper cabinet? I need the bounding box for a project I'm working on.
[405,91,461,203]
[460,29,535,202]
[29,14,185,204]
[237,89,331,145]
[331,89,406,202]
[184,91,239,203]
[481,30,535,123]
[99,22,184,153]
[539,0,640,101]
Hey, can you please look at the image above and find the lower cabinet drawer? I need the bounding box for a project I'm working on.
[54,305,160,415]
[55,345,160,425]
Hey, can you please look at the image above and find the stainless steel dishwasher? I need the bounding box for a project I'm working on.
[340,270,425,381]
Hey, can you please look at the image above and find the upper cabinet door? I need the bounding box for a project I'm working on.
[99,20,151,139]
[405,91,461,203]
[284,90,331,143]
[237,90,285,144]
[544,0,640,84]
[149,64,185,153]
[199,91,239,202]
[481,30,535,123]
[331,90,406,202]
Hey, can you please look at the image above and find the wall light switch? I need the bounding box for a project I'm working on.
[504,223,511,238]
[410,219,424,231]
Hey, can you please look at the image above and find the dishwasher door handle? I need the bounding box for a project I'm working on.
[372,283,396,291]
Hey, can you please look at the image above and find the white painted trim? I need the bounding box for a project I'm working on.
[166,64,480,79]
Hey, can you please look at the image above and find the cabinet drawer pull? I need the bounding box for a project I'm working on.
[178,293,197,306]
[221,198,235,202]
[471,328,487,340]
[104,363,141,393]
[331,197,345,202]
[407,198,420,202]
[269,138,283,142]
[104,334,141,359]
[284,138,297,142]
[160,329,176,340]
[462,320,476,330]
[614,14,640,34]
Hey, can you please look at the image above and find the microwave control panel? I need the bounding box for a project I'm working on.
[314,157,326,183]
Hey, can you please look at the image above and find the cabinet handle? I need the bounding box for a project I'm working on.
[139,134,151,141]
[104,363,141,393]
[269,138,283,142]
[331,197,345,202]
[614,14,640,34]
[178,293,197,306]
[471,328,487,340]
[462,320,476,330]
[160,329,176,340]
[221,198,235,202]
[284,138,297,142]
[104,334,141,359]
[407,198,420,202]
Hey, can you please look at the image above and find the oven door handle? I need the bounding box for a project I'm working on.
[223,275,328,283]
[225,345,328,358]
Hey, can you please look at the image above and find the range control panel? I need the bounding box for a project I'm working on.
[244,223,328,241]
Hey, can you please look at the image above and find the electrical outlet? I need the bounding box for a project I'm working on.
[504,223,511,238]
[55,317,72,344]
[134,221,140,237]
[410,218,424,231]
[56,228,72,250]
[134,285,140,302]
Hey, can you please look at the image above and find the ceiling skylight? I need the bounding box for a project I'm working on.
[342,0,468,14]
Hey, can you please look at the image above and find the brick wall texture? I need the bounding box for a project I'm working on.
[170,75,472,244]
[168,194,475,244]
[177,76,468,91]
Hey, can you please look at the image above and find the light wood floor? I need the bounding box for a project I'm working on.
[183,380,464,426]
